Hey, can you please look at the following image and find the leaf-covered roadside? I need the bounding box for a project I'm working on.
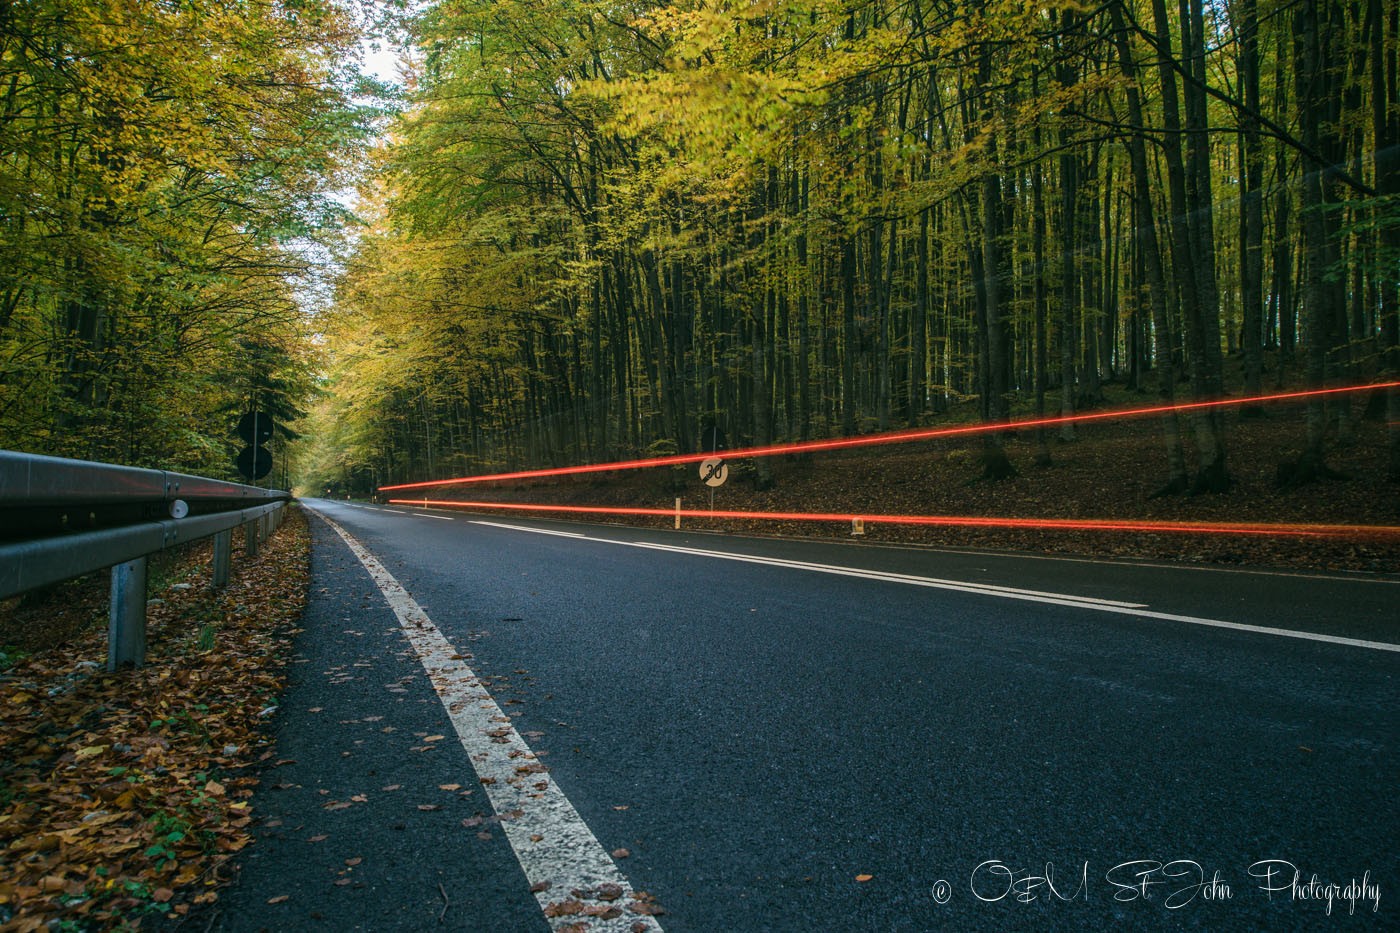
[0,508,311,931]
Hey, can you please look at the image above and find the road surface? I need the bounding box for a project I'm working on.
[212,499,1398,931]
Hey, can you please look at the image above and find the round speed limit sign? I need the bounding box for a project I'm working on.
[699,457,728,487]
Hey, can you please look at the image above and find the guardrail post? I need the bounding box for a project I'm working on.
[108,557,147,671]
[212,529,232,588]
[245,517,260,558]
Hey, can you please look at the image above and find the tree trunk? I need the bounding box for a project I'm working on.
[1032,147,1051,466]
[1110,0,1188,492]
[1151,0,1230,492]
[1369,0,1400,479]
[1280,0,1350,486]
[977,48,1015,481]
[840,230,859,436]
[911,206,930,427]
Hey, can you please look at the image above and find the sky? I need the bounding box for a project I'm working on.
[360,40,404,86]
[291,32,407,319]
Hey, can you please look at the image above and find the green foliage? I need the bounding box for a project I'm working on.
[0,0,371,474]
[300,0,1400,493]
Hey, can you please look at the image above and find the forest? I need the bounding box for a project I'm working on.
[1,0,1397,499]
[0,0,368,477]
[305,0,1399,499]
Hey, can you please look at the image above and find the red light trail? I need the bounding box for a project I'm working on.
[388,498,1400,540]
[380,381,1400,492]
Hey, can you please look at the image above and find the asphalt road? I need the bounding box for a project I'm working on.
[212,499,1399,932]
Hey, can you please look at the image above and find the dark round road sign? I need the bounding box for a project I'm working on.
[238,411,275,445]
[236,445,273,480]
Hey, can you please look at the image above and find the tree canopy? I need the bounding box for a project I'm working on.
[0,0,370,475]
[4,0,1395,492]
[303,0,1399,496]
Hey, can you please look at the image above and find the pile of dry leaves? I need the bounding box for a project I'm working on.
[0,508,310,931]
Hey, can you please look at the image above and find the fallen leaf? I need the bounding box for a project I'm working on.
[544,900,585,917]
[855,874,873,882]
[612,848,630,858]
[438,783,462,791]
[267,895,289,905]
[417,804,441,811]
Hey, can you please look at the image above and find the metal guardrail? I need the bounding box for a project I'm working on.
[0,450,291,671]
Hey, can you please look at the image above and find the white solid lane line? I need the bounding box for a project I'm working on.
[623,540,1149,608]
[472,520,1143,609]
[312,510,663,932]
[475,520,588,540]
[470,520,1400,655]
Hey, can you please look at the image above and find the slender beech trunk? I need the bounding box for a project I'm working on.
[1150,0,1230,491]
[911,205,930,427]
[1283,0,1349,484]
[1110,0,1188,491]
[1369,0,1400,478]
[1238,0,1266,413]
[1031,123,1050,466]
